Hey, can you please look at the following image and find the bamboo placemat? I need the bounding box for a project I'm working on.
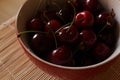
[0,17,120,80]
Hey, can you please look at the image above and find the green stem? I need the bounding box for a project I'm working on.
[17,30,48,37]
[52,31,58,48]
[111,9,115,17]
[98,23,109,34]
[43,11,50,21]
[43,10,58,48]
[68,0,76,20]
[67,0,76,31]
[55,22,71,34]
[98,9,115,34]
[48,27,58,48]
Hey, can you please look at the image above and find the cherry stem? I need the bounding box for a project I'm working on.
[48,27,58,48]
[55,22,71,33]
[111,9,115,17]
[43,11,58,48]
[43,11,50,21]
[67,0,76,32]
[17,30,48,37]
[107,9,115,22]
[98,21,112,35]
[98,24,107,34]
[98,9,115,34]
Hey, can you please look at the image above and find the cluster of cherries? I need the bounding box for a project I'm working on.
[20,0,117,67]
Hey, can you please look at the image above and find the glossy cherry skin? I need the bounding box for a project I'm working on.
[45,19,61,32]
[56,25,80,45]
[84,0,103,16]
[30,33,52,58]
[93,42,111,62]
[45,19,61,40]
[49,45,73,66]
[79,29,96,49]
[95,12,115,32]
[28,17,44,30]
[74,11,94,29]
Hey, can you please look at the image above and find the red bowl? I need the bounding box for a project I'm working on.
[16,0,120,80]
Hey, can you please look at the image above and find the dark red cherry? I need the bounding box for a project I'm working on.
[30,33,52,57]
[49,45,73,66]
[79,29,96,49]
[72,0,84,12]
[98,29,117,48]
[84,0,103,16]
[74,52,94,66]
[56,0,74,23]
[95,11,115,32]
[74,11,94,29]
[93,42,111,62]
[45,19,61,40]
[45,19,61,32]
[28,17,44,30]
[56,25,79,45]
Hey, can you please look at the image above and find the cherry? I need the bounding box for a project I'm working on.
[95,11,115,32]
[56,25,80,45]
[92,42,111,62]
[56,0,74,24]
[45,19,61,40]
[28,17,44,30]
[84,0,104,16]
[98,29,117,48]
[30,33,52,58]
[74,11,94,29]
[79,29,96,50]
[74,52,94,66]
[49,45,73,66]
[45,19,61,32]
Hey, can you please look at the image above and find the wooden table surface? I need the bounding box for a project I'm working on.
[0,0,26,24]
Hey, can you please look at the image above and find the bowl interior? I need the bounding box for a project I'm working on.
[17,0,65,49]
[17,0,120,68]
